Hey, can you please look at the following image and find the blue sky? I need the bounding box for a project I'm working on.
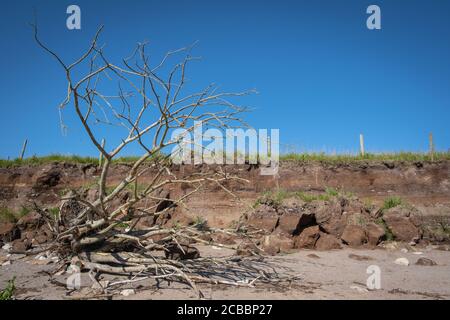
[0,0,449,158]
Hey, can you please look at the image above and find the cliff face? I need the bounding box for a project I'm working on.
[1,160,449,228]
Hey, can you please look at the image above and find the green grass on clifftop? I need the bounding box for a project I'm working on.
[1,152,449,168]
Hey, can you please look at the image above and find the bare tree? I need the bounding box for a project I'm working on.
[31,25,298,297]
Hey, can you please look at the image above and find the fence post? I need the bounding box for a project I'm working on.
[19,139,28,160]
[359,134,365,157]
[429,132,434,161]
[99,138,105,167]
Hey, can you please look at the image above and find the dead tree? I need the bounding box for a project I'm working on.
[32,25,292,297]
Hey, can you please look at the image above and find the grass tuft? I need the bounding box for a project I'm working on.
[382,196,403,210]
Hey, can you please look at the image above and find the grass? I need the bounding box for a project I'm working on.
[382,196,403,210]
[376,217,395,241]
[280,152,450,163]
[0,152,166,168]
[0,277,16,300]
[254,187,343,207]
[0,206,30,223]
[1,152,449,168]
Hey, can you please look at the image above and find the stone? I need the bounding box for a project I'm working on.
[293,225,320,249]
[246,205,279,233]
[236,240,260,256]
[11,239,31,253]
[16,212,42,230]
[120,289,136,296]
[383,207,422,242]
[366,223,386,246]
[260,234,294,255]
[276,213,301,235]
[315,233,342,250]
[313,200,347,237]
[211,233,236,245]
[348,253,373,261]
[415,257,437,266]
[164,242,200,260]
[0,222,20,243]
[341,225,367,247]
[394,257,410,266]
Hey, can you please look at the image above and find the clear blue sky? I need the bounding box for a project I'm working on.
[1,0,449,158]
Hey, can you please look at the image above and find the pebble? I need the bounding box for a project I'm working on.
[394,257,410,266]
[120,289,136,296]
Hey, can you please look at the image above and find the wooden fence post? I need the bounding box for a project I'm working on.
[359,134,365,157]
[429,132,434,161]
[19,139,28,160]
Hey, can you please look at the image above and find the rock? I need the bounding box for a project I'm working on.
[0,222,21,243]
[394,257,410,266]
[164,242,200,260]
[348,253,373,261]
[276,213,301,235]
[211,233,236,245]
[16,211,43,230]
[313,199,347,237]
[11,239,31,253]
[155,190,173,213]
[236,240,260,256]
[341,225,367,247]
[162,211,194,228]
[415,257,437,266]
[1,260,11,267]
[260,234,294,255]
[2,243,12,251]
[34,234,50,245]
[307,253,320,259]
[350,285,369,293]
[246,205,279,233]
[293,225,320,249]
[33,168,61,190]
[277,211,315,235]
[383,207,422,242]
[120,289,136,296]
[366,223,385,246]
[315,233,342,250]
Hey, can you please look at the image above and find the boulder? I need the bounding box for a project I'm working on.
[260,234,294,255]
[341,225,367,247]
[315,233,342,250]
[277,211,315,235]
[0,222,20,244]
[312,199,347,237]
[366,222,386,246]
[247,205,279,233]
[293,225,320,249]
[383,207,422,242]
